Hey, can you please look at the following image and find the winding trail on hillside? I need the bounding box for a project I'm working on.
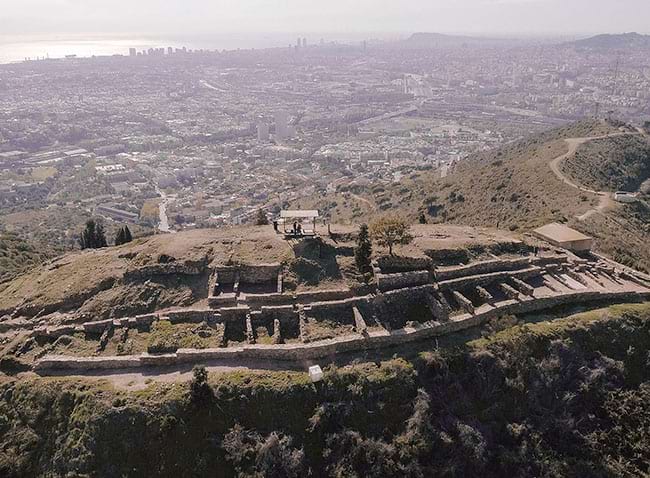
[350,193,376,211]
[548,131,640,221]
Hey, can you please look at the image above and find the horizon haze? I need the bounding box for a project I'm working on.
[2,0,650,37]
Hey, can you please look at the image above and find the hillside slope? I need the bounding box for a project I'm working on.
[0,234,49,284]
[1,302,649,477]
[568,32,650,49]
[297,119,650,272]
[562,135,650,192]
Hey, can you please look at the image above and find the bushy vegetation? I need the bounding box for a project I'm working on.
[0,233,48,282]
[563,135,650,192]
[254,209,269,226]
[146,320,220,353]
[369,214,413,255]
[1,303,650,477]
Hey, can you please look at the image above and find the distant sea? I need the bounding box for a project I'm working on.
[0,33,379,64]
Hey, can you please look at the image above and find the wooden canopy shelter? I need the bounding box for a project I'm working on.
[279,210,320,237]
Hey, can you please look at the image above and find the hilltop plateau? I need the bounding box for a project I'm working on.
[0,224,521,324]
[0,227,294,321]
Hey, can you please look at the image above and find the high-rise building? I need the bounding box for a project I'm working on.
[296,38,301,49]
[302,38,307,48]
[129,48,137,57]
[275,111,290,140]
[168,47,173,55]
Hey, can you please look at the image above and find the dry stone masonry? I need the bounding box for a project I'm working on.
[16,243,650,373]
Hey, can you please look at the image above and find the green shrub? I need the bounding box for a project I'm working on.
[146,320,179,353]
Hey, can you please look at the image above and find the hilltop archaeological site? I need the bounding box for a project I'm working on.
[1,221,648,376]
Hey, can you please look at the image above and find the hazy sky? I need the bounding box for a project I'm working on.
[2,0,649,37]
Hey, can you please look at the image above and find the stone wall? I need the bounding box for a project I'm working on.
[376,271,431,292]
[35,290,650,371]
[165,309,217,324]
[376,255,433,273]
[124,259,208,281]
[208,294,237,308]
[239,264,282,284]
[243,289,353,308]
[214,266,238,284]
[437,266,542,290]
[245,293,294,307]
[215,264,281,284]
[259,305,297,321]
[436,257,531,281]
[294,289,354,303]
[423,248,469,265]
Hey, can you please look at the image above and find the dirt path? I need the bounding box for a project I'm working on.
[350,193,376,211]
[548,131,638,221]
[32,358,306,391]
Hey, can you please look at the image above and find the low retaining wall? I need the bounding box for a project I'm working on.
[376,271,431,292]
[437,266,542,290]
[215,264,281,284]
[436,257,532,281]
[294,289,354,303]
[208,294,238,308]
[245,293,294,307]
[244,289,354,307]
[165,309,217,324]
[376,255,433,273]
[240,264,282,284]
[124,259,207,281]
[37,289,649,372]
[259,305,297,321]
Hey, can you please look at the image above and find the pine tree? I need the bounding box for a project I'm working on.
[95,223,107,248]
[80,220,96,249]
[115,227,126,246]
[115,226,134,246]
[80,219,108,250]
[354,224,373,275]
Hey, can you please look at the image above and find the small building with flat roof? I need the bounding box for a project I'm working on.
[532,223,593,252]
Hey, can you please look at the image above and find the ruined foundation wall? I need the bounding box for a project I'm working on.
[376,271,431,291]
[436,257,531,281]
[214,263,281,284]
[376,256,433,273]
[437,266,541,290]
[124,259,208,281]
[35,290,650,371]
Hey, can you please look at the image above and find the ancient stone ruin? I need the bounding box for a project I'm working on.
[5,227,649,373]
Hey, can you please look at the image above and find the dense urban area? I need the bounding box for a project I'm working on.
[1,33,649,258]
[1,30,650,478]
